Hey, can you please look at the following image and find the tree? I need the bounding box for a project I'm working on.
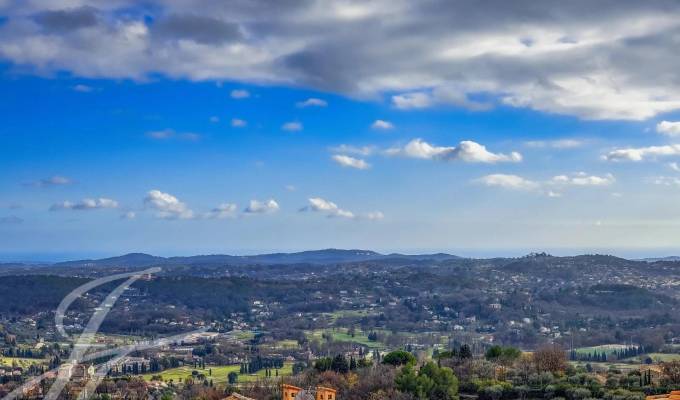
[396,362,459,400]
[228,372,238,384]
[459,345,472,359]
[383,350,416,366]
[331,354,350,373]
[533,345,567,374]
[661,360,680,384]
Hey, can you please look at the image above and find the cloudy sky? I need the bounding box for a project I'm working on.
[3,0,680,260]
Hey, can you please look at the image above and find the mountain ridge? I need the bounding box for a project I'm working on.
[49,248,463,268]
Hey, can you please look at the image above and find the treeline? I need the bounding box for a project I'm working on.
[569,346,644,362]
[239,356,284,374]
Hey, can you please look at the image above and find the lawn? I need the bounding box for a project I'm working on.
[0,356,47,368]
[140,362,293,386]
[274,339,299,349]
[306,328,384,349]
[645,353,680,362]
[574,344,631,356]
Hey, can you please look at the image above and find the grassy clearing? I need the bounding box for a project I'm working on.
[306,328,384,349]
[274,339,299,349]
[141,362,293,386]
[645,353,680,362]
[0,356,47,368]
[574,344,631,355]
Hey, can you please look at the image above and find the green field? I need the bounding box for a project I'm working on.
[574,344,631,355]
[0,356,47,368]
[644,353,680,362]
[141,362,293,386]
[274,339,299,349]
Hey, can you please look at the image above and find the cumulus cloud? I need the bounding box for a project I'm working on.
[120,211,136,220]
[476,174,539,190]
[230,89,250,99]
[73,84,93,92]
[392,92,432,109]
[231,118,247,127]
[7,2,680,119]
[669,162,680,172]
[549,172,615,186]
[31,175,73,187]
[244,199,279,214]
[525,139,585,149]
[386,139,522,163]
[144,190,194,219]
[205,203,238,219]
[371,119,394,130]
[301,197,354,218]
[282,121,303,131]
[603,145,680,161]
[329,144,374,156]
[146,129,200,141]
[50,197,118,211]
[297,98,327,107]
[364,211,385,220]
[331,154,370,170]
[153,14,242,45]
[651,176,680,186]
[392,88,491,111]
[657,121,680,137]
[301,197,383,220]
[477,172,614,194]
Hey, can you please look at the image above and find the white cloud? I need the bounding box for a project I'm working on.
[146,129,200,141]
[392,88,491,111]
[230,89,250,99]
[391,92,432,109]
[32,175,73,187]
[329,144,374,156]
[144,190,194,219]
[244,199,279,214]
[205,203,238,219]
[6,3,680,120]
[302,197,354,218]
[50,197,119,211]
[297,98,327,107]
[209,116,220,123]
[669,162,680,172]
[73,84,93,92]
[477,172,615,193]
[550,172,615,186]
[301,197,383,220]
[282,121,303,131]
[285,184,296,192]
[371,119,394,130]
[651,176,680,186]
[525,139,585,149]
[656,121,680,137]
[364,211,385,220]
[386,139,522,163]
[331,154,371,170]
[602,144,680,161]
[146,129,175,139]
[120,211,136,220]
[476,174,540,190]
[231,118,247,127]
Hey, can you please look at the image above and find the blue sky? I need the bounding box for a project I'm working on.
[3,2,680,260]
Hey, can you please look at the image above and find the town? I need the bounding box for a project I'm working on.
[2,251,680,399]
